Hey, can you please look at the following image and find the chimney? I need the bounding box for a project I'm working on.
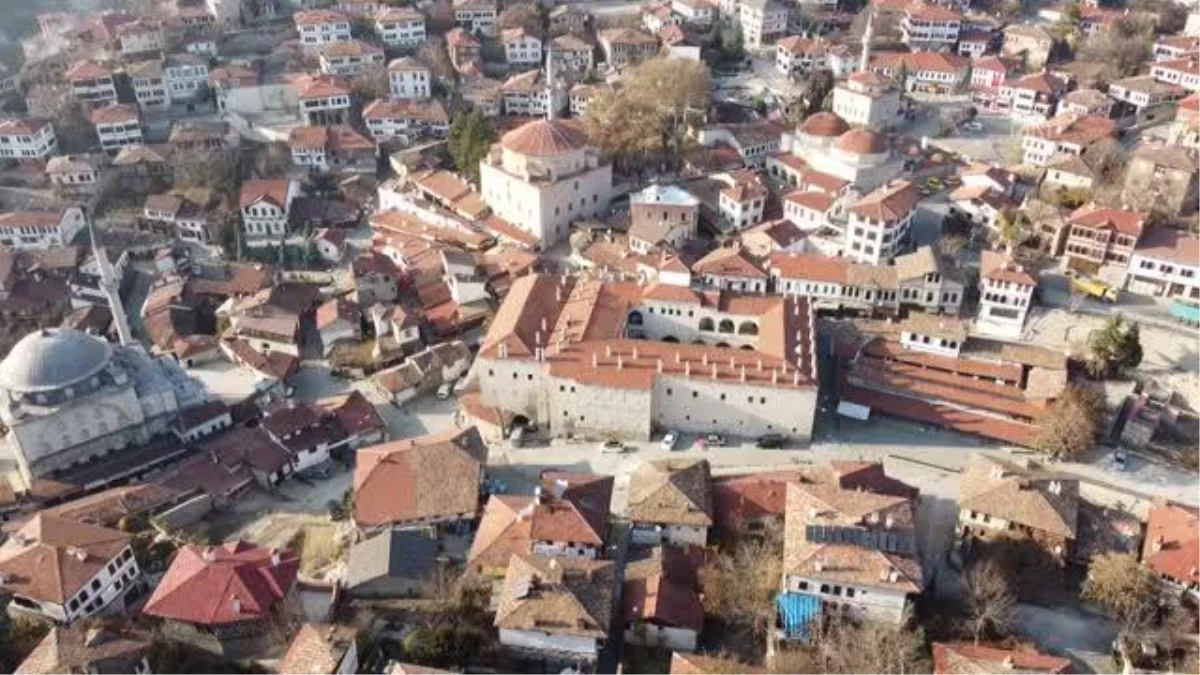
[592,352,598,367]
[541,317,547,332]
[702,353,708,365]
[617,356,624,370]
[202,546,216,562]
[773,369,779,384]
[888,569,900,583]
[757,358,763,371]
[556,286,563,302]
[605,344,612,357]
[232,597,241,615]
[534,486,544,502]
[632,346,639,360]
[657,359,663,373]
[685,361,691,376]
[553,478,568,498]
[989,465,1004,479]
[1152,536,1164,553]
[270,549,281,566]
[740,366,746,382]
[711,364,717,380]
[1002,656,1015,670]
[885,514,894,529]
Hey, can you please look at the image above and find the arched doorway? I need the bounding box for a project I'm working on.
[698,317,715,332]
[738,321,759,335]
[627,310,644,326]
[718,319,734,334]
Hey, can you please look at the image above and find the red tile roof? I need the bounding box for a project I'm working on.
[0,118,52,136]
[67,60,112,81]
[0,514,130,605]
[1142,500,1199,586]
[1132,228,1199,266]
[295,8,350,25]
[692,246,767,278]
[1067,205,1145,238]
[142,541,299,625]
[354,427,488,527]
[933,642,1073,674]
[851,180,921,221]
[240,179,293,210]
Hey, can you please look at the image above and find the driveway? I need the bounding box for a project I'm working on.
[1015,604,1118,674]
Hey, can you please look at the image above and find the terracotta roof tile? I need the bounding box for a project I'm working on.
[143,541,299,625]
[0,514,130,605]
[354,427,488,527]
[933,642,1073,674]
[628,459,712,528]
[495,554,615,638]
[1142,500,1199,586]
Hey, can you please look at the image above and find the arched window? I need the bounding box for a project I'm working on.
[738,321,759,336]
[698,317,715,332]
[718,319,735,333]
[627,310,644,326]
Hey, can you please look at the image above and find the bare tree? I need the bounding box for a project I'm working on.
[772,614,932,673]
[964,558,1017,645]
[1083,552,1160,629]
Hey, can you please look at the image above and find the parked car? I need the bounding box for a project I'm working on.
[661,431,680,451]
[600,439,626,454]
[436,381,455,400]
[704,433,726,447]
[1113,449,1128,471]
[962,120,984,132]
[756,433,785,449]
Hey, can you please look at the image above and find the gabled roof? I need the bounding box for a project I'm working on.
[295,8,350,25]
[627,459,713,527]
[692,246,767,279]
[15,625,150,675]
[143,541,299,625]
[0,514,130,605]
[297,74,351,99]
[851,180,921,221]
[321,39,383,58]
[66,60,112,80]
[1067,204,1145,238]
[623,545,705,632]
[469,474,613,570]
[932,642,1073,674]
[239,179,293,210]
[387,56,427,72]
[958,455,1078,539]
[1142,500,1199,586]
[495,554,615,638]
[783,478,923,593]
[1026,114,1116,147]
[981,249,1037,286]
[354,427,488,527]
[346,529,440,590]
[278,624,358,675]
[0,118,52,136]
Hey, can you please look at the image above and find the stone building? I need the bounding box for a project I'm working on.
[473,274,819,443]
[0,328,205,482]
[480,119,612,248]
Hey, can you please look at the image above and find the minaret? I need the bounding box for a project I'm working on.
[859,10,874,73]
[545,41,557,121]
[89,219,132,346]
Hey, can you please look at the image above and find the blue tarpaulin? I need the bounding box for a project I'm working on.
[777,592,821,638]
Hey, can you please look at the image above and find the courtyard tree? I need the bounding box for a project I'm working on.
[770,614,932,674]
[964,557,1017,644]
[447,109,495,183]
[584,57,711,173]
[1083,552,1159,628]
[1034,385,1106,459]
[1080,15,1154,80]
[1087,314,1143,379]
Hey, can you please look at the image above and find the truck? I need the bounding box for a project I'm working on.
[1070,276,1119,303]
[1169,297,1200,326]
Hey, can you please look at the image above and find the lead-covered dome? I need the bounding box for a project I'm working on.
[0,328,113,393]
[500,119,590,157]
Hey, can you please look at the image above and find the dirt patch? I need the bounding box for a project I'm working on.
[232,510,353,581]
